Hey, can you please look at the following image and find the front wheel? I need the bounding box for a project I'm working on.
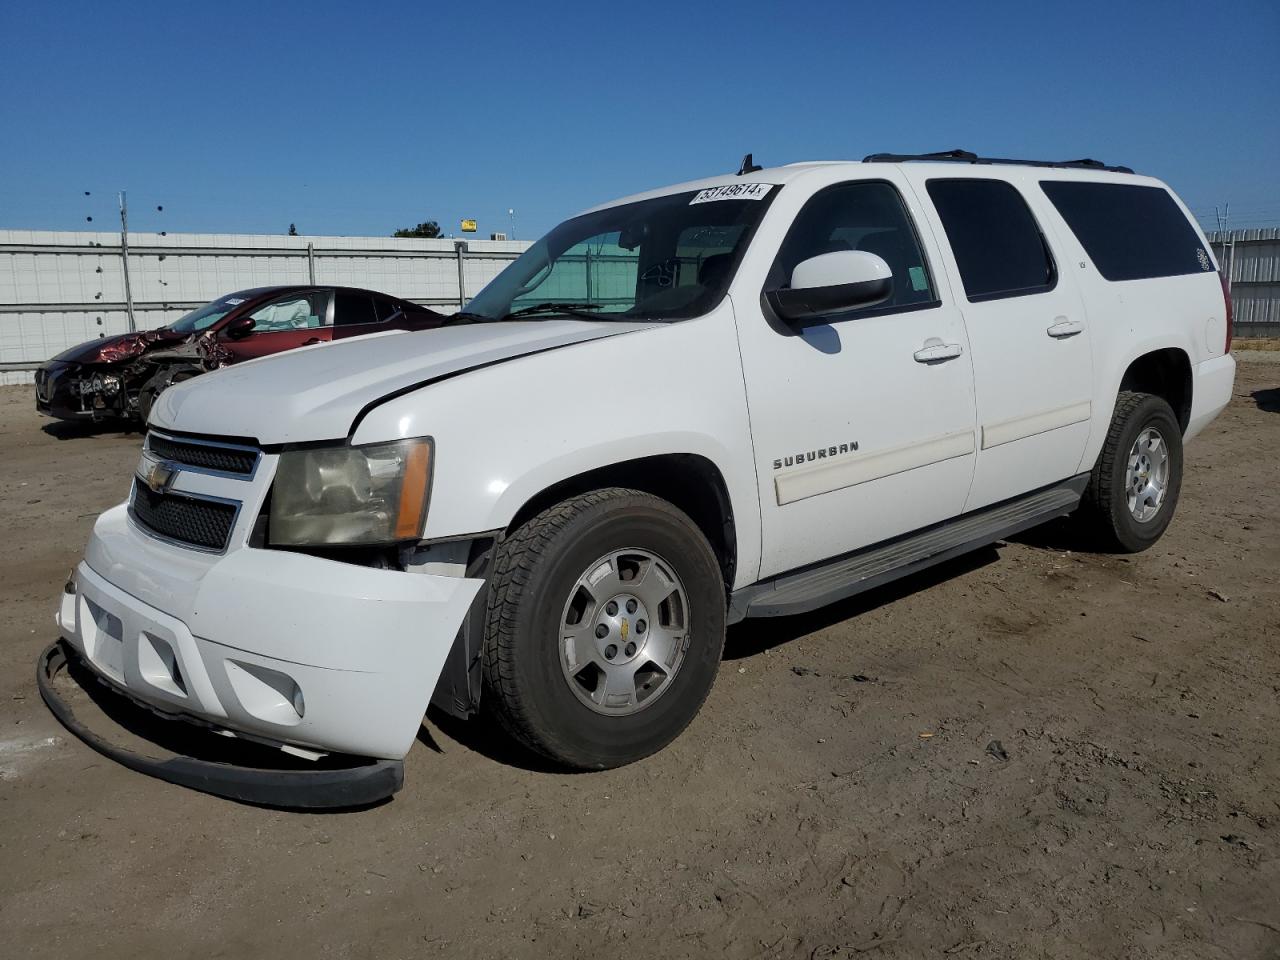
[481,488,726,769]
[1079,391,1183,552]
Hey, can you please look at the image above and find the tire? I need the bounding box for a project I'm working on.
[137,386,158,424]
[481,488,726,769]
[1079,391,1183,552]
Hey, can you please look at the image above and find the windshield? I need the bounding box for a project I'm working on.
[167,294,251,333]
[460,185,776,323]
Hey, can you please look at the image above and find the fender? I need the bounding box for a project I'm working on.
[350,304,766,589]
[1078,332,1195,474]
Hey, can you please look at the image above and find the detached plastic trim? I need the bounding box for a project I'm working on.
[37,641,403,809]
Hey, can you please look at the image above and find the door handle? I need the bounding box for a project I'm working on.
[1046,318,1084,339]
[913,338,964,364]
[303,337,323,345]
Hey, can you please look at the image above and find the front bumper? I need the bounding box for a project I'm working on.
[38,640,405,808]
[35,360,125,420]
[56,505,484,763]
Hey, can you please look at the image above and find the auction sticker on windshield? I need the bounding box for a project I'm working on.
[689,183,773,204]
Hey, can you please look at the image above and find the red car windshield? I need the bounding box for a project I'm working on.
[167,294,252,333]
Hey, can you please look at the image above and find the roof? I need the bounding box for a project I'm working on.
[226,285,420,301]
[580,156,1161,217]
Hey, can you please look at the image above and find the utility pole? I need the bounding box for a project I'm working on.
[118,191,137,332]
[1222,202,1233,299]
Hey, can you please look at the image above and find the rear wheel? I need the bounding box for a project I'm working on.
[1079,391,1183,552]
[481,488,725,769]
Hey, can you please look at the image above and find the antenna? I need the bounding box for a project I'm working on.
[737,153,762,176]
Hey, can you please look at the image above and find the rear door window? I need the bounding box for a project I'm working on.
[334,291,380,327]
[373,295,405,322]
[926,179,1057,302]
[1039,181,1214,281]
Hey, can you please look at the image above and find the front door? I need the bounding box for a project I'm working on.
[913,174,1093,511]
[734,175,978,581]
[218,289,333,363]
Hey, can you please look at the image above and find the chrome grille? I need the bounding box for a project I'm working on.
[130,484,239,552]
[146,432,259,477]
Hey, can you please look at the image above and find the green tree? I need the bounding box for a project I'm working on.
[393,220,442,239]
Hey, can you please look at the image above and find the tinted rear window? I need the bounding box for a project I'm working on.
[926,179,1056,302]
[1039,181,1213,282]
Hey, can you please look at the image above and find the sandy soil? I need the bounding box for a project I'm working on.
[1,363,1277,960]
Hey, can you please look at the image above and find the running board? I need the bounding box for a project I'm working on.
[730,475,1088,621]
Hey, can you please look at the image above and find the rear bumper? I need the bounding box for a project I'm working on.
[57,506,484,761]
[1186,353,1236,441]
[38,640,404,808]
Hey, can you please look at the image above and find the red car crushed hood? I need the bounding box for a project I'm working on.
[50,327,191,365]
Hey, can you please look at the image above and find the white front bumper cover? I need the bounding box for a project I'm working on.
[55,505,484,762]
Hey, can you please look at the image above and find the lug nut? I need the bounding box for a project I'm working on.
[625,642,637,657]
[595,624,608,639]
[605,601,618,616]
[636,619,647,634]
[626,599,637,614]
[605,644,618,660]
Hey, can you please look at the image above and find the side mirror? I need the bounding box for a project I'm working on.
[226,316,256,340]
[766,251,893,325]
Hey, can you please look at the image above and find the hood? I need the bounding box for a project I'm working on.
[150,320,655,444]
[52,327,188,364]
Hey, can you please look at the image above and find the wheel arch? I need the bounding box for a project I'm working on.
[1117,346,1193,432]
[504,453,739,590]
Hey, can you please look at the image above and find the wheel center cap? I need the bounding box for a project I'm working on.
[595,593,649,664]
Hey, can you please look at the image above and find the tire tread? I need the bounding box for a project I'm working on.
[481,488,719,766]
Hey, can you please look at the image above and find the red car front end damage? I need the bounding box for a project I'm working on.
[34,285,444,423]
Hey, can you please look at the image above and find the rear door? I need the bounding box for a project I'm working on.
[911,174,1093,510]
[332,290,392,342]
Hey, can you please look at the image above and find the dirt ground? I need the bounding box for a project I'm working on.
[1,360,1277,960]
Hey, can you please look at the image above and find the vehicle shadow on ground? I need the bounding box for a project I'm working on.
[723,547,999,660]
[422,709,567,774]
[1006,514,1103,553]
[1253,387,1280,412]
[41,419,139,441]
[425,549,1004,773]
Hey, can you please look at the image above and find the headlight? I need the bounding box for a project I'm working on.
[269,438,433,547]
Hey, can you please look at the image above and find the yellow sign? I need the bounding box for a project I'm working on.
[460,219,477,233]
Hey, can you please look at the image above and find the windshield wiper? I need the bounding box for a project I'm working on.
[501,302,607,322]
[441,310,497,326]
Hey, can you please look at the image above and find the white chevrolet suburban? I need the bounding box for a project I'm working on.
[41,151,1236,805]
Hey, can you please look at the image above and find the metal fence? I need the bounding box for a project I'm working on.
[0,230,531,384]
[1209,227,1280,338]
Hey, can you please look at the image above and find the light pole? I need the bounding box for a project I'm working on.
[508,208,516,241]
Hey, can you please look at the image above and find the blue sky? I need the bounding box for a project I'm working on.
[1,0,1276,239]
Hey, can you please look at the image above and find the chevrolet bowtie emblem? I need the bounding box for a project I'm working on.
[620,618,630,642]
[137,451,178,494]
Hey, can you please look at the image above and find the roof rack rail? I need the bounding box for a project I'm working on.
[862,150,1134,175]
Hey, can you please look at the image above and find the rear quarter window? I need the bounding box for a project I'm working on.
[1039,181,1214,282]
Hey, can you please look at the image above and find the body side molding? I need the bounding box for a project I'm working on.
[774,430,976,506]
[981,400,1092,450]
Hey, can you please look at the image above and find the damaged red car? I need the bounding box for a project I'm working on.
[34,286,445,423]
